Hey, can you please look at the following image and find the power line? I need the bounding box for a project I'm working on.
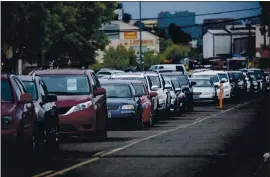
[101,15,260,33]
[120,7,261,21]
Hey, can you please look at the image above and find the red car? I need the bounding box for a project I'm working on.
[129,80,157,127]
[31,69,107,140]
[1,74,37,155]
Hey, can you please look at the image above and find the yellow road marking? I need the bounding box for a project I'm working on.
[32,170,54,177]
[42,99,258,177]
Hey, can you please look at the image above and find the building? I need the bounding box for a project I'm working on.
[255,25,269,58]
[96,21,160,63]
[157,11,201,40]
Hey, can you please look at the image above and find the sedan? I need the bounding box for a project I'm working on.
[100,80,144,129]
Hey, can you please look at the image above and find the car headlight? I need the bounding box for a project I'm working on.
[2,116,12,124]
[65,101,93,115]
[122,105,135,110]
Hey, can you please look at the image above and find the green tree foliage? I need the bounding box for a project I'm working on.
[1,2,117,67]
[122,13,132,23]
[160,44,191,63]
[159,38,173,53]
[143,51,162,68]
[102,45,137,69]
[168,23,191,44]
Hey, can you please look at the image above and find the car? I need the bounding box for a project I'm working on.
[192,69,211,74]
[110,72,159,122]
[247,70,260,93]
[164,78,186,115]
[248,68,266,92]
[189,78,218,103]
[99,80,144,129]
[144,72,172,118]
[148,64,188,77]
[227,71,237,98]
[192,71,231,100]
[30,69,108,140]
[18,75,59,152]
[160,72,194,111]
[228,71,247,98]
[129,80,157,127]
[264,71,270,90]
[96,70,125,79]
[1,73,37,156]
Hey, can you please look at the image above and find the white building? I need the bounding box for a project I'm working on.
[96,21,160,63]
[255,25,269,58]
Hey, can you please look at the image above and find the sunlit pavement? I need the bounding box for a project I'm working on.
[2,94,269,177]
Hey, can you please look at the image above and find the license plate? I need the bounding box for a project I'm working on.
[108,112,111,118]
[193,95,200,99]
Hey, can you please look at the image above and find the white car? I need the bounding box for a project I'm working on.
[189,78,218,102]
[148,64,189,78]
[191,71,231,99]
[96,70,124,79]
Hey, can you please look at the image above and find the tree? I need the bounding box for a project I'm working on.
[102,45,137,69]
[122,13,132,23]
[160,44,191,63]
[168,23,191,44]
[159,38,173,53]
[143,51,162,68]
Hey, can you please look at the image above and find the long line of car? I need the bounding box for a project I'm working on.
[2,65,269,158]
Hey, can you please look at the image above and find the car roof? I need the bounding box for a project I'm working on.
[32,69,88,75]
[100,79,133,85]
[144,72,158,76]
[228,71,242,73]
[160,72,184,75]
[112,72,145,77]
[18,75,34,81]
[189,77,211,80]
[193,71,218,75]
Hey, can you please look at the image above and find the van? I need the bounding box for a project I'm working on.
[148,64,188,77]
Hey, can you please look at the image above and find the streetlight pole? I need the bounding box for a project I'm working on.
[139,1,143,72]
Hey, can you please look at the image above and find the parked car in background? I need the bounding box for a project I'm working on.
[161,72,194,111]
[192,69,211,74]
[1,74,37,156]
[248,68,266,92]
[130,80,157,127]
[228,71,247,98]
[164,78,186,115]
[227,71,237,98]
[264,71,270,90]
[189,78,218,103]
[148,64,188,77]
[100,80,144,129]
[19,75,59,152]
[96,70,124,79]
[30,69,107,140]
[144,72,172,117]
[110,72,159,121]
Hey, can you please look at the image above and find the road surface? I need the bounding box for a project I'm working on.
[2,95,269,177]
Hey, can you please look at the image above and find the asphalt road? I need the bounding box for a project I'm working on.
[2,94,270,177]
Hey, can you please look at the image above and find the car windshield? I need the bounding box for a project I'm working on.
[22,81,38,100]
[132,84,146,96]
[97,72,112,76]
[40,75,90,95]
[190,79,212,87]
[162,75,187,85]
[1,79,13,102]
[102,84,132,98]
[217,73,228,82]
[148,76,161,88]
[148,65,158,71]
[171,79,181,89]
[192,74,219,83]
[233,73,244,81]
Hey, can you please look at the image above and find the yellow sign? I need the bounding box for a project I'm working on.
[121,40,155,47]
[124,32,137,39]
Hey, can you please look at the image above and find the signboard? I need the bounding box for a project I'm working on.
[124,32,137,39]
[121,40,155,47]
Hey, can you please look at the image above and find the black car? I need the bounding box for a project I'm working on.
[228,71,247,98]
[19,75,59,152]
[160,72,195,111]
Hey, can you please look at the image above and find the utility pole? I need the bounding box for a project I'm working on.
[139,1,143,72]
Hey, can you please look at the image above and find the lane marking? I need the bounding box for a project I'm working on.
[45,99,257,177]
[33,170,54,177]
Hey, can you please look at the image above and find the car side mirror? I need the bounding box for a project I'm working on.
[151,85,159,91]
[45,94,57,103]
[150,92,157,97]
[96,87,106,96]
[164,84,172,89]
[175,88,182,93]
[20,93,33,103]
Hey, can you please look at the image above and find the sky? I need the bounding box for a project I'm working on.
[122,2,261,24]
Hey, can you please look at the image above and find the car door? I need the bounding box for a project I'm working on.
[89,72,107,132]
[11,76,36,141]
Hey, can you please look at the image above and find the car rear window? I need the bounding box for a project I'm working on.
[1,79,13,102]
[132,83,146,96]
[162,75,187,85]
[22,81,38,100]
[102,84,132,98]
[97,72,112,76]
[192,74,219,83]
[148,76,161,88]
[40,75,91,95]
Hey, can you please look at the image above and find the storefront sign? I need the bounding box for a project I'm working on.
[121,40,155,47]
[124,32,137,39]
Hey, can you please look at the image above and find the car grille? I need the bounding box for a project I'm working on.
[56,107,72,115]
[107,105,120,110]
[193,92,202,95]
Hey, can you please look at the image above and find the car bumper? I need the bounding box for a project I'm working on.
[58,107,96,135]
[193,95,216,102]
